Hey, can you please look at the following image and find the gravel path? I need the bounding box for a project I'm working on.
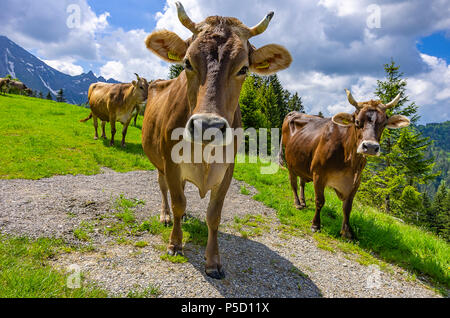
[0,168,440,298]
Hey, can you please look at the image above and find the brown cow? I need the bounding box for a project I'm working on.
[0,78,10,95]
[279,89,410,239]
[142,2,292,279]
[80,74,149,147]
[8,80,32,96]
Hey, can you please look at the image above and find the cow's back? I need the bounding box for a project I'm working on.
[89,83,133,122]
[282,113,335,181]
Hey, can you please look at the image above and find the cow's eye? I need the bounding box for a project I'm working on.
[237,66,248,76]
[355,119,362,127]
[184,59,193,71]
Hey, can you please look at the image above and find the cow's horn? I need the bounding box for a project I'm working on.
[249,12,275,38]
[134,73,140,80]
[175,2,198,34]
[345,89,361,109]
[383,93,401,110]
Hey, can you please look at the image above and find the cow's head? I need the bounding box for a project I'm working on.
[132,73,149,102]
[332,89,410,156]
[145,2,292,145]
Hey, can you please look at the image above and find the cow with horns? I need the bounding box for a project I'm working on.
[81,73,149,147]
[279,89,410,239]
[142,2,292,278]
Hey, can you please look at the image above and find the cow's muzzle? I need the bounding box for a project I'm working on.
[357,140,380,156]
[184,114,232,146]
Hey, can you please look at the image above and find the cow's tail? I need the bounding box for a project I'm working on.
[80,112,93,122]
[278,138,287,170]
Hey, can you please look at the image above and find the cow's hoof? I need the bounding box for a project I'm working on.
[121,144,126,148]
[295,204,307,210]
[311,225,321,233]
[205,266,225,280]
[160,217,172,227]
[167,246,183,256]
[94,137,99,140]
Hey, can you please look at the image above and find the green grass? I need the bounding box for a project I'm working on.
[0,94,153,179]
[160,254,188,264]
[233,155,450,291]
[0,234,107,298]
[0,94,448,293]
[126,284,160,298]
[139,215,209,247]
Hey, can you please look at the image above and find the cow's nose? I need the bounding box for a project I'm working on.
[184,114,230,145]
[360,141,380,156]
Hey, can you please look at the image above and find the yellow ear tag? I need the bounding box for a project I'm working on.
[256,61,270,69]
[342,119,350,125]
[168,51,182,61]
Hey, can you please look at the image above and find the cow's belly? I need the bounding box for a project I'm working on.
[180,162,231,199]
[326,170,356,199]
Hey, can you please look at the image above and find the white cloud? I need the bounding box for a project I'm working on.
[98,28,171,82]
[2,0,449,123]
[43,58,84,76]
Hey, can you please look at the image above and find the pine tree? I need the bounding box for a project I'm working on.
[39,92,44,99]
[169,65,184,79]
[287,92,305,114]
[46,92,53,100]
[56,89,66,103]
[391,127,438,187]
[317,111,324,118]
[433,181,449,239]
[239,75,267,129]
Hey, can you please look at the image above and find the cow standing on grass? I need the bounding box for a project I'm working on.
[8,80,32,96]
[279,89,410,239]
[142,2,292,279]
[80,74,149,147]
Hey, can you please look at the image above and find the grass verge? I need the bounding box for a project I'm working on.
[0,234,107,298]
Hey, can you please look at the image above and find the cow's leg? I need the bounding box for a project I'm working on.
[93,115,99,140]
[101,122,107,139]
[341,193,355,240]
[121,120,131,148]
[109,114,116,146]
[165,167,186,256]
[133,112,138,127]
[158,171,171,226]
[299,178,307,208]
[204,164,233,280]
[289,171,303,209]
[311,175,325,233]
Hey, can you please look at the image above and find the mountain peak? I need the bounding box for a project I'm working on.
[0,37,119,104]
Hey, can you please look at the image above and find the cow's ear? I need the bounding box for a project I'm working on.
[250,44,292,75]
[386,115,410,129]
[132,80,137,87]
[145,30,187,64]
[332,113,354,127]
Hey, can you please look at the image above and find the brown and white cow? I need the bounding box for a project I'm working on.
[80,74,149,147]
[279,89,410,239]
[142,2,292,279]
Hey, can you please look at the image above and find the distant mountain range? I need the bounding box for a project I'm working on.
[0,35,119,104]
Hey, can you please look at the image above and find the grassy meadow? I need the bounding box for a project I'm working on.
[0,94,448,295]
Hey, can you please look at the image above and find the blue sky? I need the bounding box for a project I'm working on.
[1,0,449,123]
[88,0,163,32]
[417,32,450,64]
